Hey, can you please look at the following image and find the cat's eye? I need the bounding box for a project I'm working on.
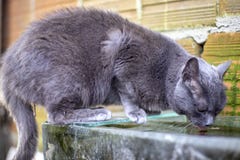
[193,103,206,112]
[198,108,206,113]
[197,105,208,113]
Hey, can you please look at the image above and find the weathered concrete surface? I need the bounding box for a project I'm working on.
[163,27,210,44]
[163,16,240,44]
[211,16,240,33]
[43,114,240,160]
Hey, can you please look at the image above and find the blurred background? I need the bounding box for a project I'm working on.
[0,0,239,160]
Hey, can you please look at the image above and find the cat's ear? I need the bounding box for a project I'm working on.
[216,61,231,79]
[182,57,199,82]
[182,58,203,98]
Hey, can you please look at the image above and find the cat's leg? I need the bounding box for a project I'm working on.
[144,105,162,115]
[114,80,147,124]
[47,107,112,124]
[45,96,112,124]
[120,94,147,124]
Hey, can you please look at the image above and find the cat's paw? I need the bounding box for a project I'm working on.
[127,109,147,124]
[94,108,112,121]
[49,108,112,124]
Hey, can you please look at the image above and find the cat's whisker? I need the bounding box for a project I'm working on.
[183,122,192,129]
[180,122,192,133]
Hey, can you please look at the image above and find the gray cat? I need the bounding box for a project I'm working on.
[0,8,231,160]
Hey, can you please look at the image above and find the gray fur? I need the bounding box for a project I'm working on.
[0,8,230,160]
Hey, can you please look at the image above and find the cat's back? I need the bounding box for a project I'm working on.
[4,8,127,62]
[1,8,129,105]
[2,8,128,76]
[30,8,126,39]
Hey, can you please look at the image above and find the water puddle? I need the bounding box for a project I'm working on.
[72,111,240,138]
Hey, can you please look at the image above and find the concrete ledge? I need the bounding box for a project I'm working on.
[42,113,240,160]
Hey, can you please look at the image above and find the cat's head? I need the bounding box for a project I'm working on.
[173,57,231,128]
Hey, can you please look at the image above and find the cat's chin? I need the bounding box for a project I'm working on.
[196,126,208,132]
[190,120,209,132]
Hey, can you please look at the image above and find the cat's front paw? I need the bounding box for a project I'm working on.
[94,109,112,121]
[127,109,147,124]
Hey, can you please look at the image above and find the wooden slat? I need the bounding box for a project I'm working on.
[177,38,202,57]
[142,0,216,31]
[202,33,240,64]
[83,0,136,12]
[120,10,138,22]
[142,0,179,6]
[143,0,215,14]
[35,0,77,19]
[35,0,76,9]
[83,0,138,23]
[35,0,138,23]
[219,0,240,16]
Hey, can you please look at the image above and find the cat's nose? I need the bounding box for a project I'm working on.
[206,121,213,126]
[206,116,213,126]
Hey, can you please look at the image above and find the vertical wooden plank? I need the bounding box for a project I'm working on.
[2,0,32,49]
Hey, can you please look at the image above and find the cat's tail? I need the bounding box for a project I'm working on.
[4,92,38,160]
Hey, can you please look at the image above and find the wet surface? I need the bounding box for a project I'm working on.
[72,112,240,138]
[103,116,240,137]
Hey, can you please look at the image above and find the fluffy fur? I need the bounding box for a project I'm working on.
[0,8,231,160]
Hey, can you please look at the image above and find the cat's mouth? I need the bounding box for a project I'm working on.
[196,126,208,132]
[191,121,210,132]
[187,116,209,132]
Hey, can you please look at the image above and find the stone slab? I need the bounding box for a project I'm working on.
[43,113,240,160]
